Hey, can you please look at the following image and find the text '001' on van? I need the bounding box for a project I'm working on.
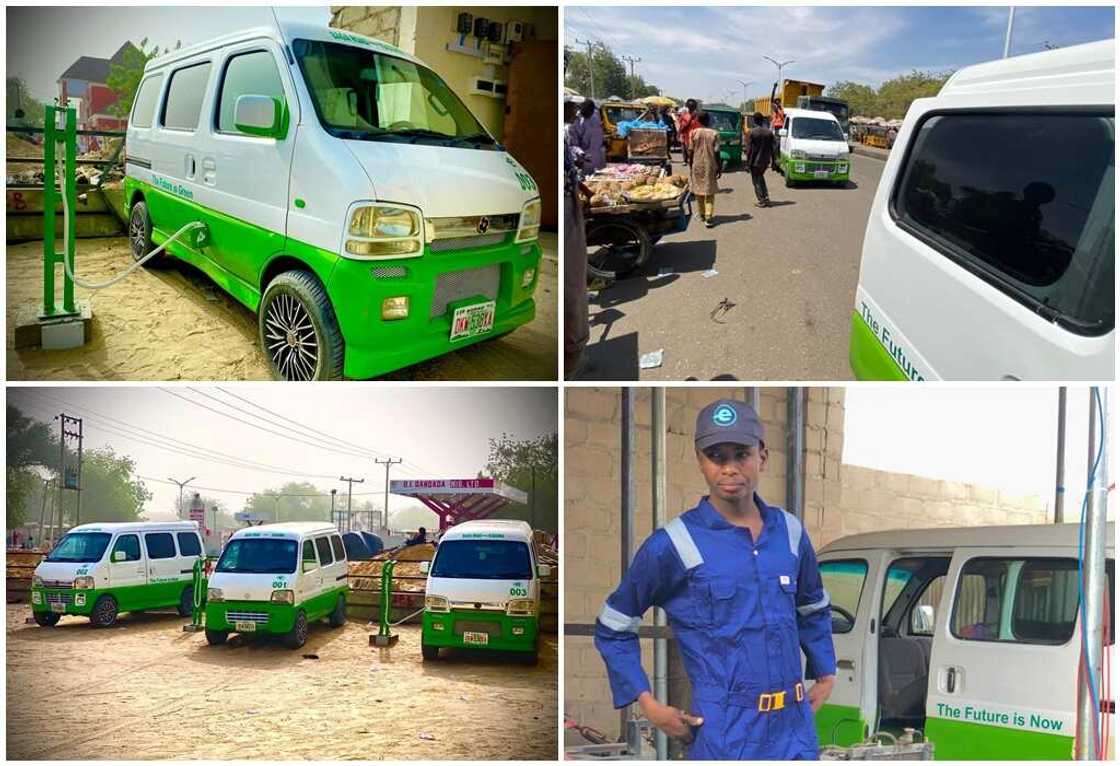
[124,23,543,381]
[31,522,204,628]
[850,40,1114,381]
[205,522,348,649]
[814,522,1114,760]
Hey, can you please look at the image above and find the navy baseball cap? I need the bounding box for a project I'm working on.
[695,399,764,450]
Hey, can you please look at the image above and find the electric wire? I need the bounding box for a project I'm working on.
[137,475,385,498]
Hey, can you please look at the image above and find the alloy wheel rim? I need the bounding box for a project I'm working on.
[129,212,146,257]
[263,294,319,381]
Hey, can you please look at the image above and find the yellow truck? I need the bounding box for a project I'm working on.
[753,79,849,137]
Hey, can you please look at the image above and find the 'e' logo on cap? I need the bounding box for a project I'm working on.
[713,404,737,427]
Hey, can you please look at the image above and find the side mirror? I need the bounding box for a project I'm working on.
[419,561,430,575]
[537,564,551,578]
[112,550,126,562]
[778,128,788,137]
[234,94,286,139]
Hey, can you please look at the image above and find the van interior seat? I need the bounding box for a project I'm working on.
[878,636,932,722]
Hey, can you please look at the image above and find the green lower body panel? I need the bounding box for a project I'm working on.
[422,609,538,652]
[719,146,742,166]
[849,310,910,381]
[31,580,189,617]
[925,717,1073,760]
[205,587,345,635]
[782,155,850,183]
[815,703,868,748]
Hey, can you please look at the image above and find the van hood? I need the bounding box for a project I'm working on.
[792,138,850,158]
[209,572,292,602]
[426,576,535,608]
[341,141,537,218]
[35,560,104,585]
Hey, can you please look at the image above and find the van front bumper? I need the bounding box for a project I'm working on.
[422,609,538,652]
[785,158,850,182]
[30,587,96,617]
[326,237,541,380]
[205,600,297,634]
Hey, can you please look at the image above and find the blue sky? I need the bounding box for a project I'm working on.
[566,5,1115,103]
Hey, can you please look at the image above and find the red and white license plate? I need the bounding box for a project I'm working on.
[450,301,496,341]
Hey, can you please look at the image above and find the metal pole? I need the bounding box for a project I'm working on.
[1055,387,1067,523]
[57,414,66,533]
[574,39,596,100]
[620,387,636,741]
[786,389,805,522]
[374,459,401,532]
[1003,7,1016,58]
[651,388,668,761]
[74,417,82,527]
[37,478,51,548]
[331,489,337,528]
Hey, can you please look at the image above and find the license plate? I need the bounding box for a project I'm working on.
[814,169,831,177]
[50,603,65,613]
[462,631,489,646]
[234,621,257,632]
[449,301,496,341]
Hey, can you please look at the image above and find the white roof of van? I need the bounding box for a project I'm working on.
[229,521,338,541]
[68,521,200,534]
[820,521,1115,555]
[441,519,533,543]
[783,108,840,122]
[939,39,1113,101]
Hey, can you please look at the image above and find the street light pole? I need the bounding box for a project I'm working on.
[736,79,754,111]
[168,476,196,520]
[1003,7,1016,58]
[763,55,795,92]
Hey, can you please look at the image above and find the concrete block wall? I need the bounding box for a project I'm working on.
[329,6,403,47]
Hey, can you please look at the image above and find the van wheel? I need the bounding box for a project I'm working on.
[521,638,540,666]
[328,594,347,628]
[784,173,795,189]
[283,610,309,649]
[178,586,194,618]
[259,270,344,381]
[128,200,162,266]
[421,643,439,661]
[34,611,61,627]
[205,628,228,646]
[90,595,119,628]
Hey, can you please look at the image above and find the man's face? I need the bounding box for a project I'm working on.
[696,442,767,502]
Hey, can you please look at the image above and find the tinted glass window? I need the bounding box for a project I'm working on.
[46,532,112,563]
[112,534,141,562]
[791,116,844,141]
[819,559,867,634]
[144,532,176,560]
[431,540,532,579]
[315,536,333,566]
[131,74,164,129]
[177,532,202,557]
[302,539,318,568]
[330,534,346,562]
[216,538,298,574]
[217,49,285,133]
[895,112,1114,334]
[952,557,1083,644]
[163,62,212,130]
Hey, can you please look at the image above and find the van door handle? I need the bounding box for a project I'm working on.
[941,666,962,694]
[837,659,855,670]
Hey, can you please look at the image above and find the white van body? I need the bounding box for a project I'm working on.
[851,40,1114,381]
[815,522,1114,759]
[777,107,851,184]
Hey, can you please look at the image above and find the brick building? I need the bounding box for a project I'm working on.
[58,42,138,149]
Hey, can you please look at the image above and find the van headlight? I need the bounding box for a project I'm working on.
[270,589,294,605]
[344,204,424,259]
[791,149,808,159]
[515,198,541,243]
[207,588,224,602]
[32,575,43,588]
[425,595,450,613]
[73,576,95,590]
[507,598,536,616]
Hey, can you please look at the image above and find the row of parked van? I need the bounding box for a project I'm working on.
[30,519,547,661]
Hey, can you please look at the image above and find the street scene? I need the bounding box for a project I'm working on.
[7,5,558,381]
[563,6,1115,381]
[7,386,558,760]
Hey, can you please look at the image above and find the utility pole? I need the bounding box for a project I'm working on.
[168,475,197,520]
[1003,6,1016,58]
[56,414,84,530]
[1054,387,1066,523]
[620,54,642,99]
[763,55,795,92]
[330,489,338,528]
[374,458,402,532]
[736,79,754,111]
[574,38,596,100]
[339,475,364,532]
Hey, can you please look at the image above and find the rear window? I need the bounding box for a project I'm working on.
[177,532,202,557]
[315,536,333,566]
[162,61,212,130]
[893,111,1114,335]
[144,532,176,560]
[131,74,163,129]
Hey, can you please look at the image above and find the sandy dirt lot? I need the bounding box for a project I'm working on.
[6,604,557,760]
[6,235,558,381]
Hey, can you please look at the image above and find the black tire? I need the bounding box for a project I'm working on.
[328,593,346,628]
[283,610,309,649]
[785,172,794,189]
[90,595,119,628]
[128,199,162,266]
[205,628,228,646]
[521,639,540,666]
[178,586,193,618]
[34,611,61,627]
[586,218,652,281]
[421,643,440,661]
[259,270,344,381]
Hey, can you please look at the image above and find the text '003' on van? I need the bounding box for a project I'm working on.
[124,23,542,381]
[31,522,204,628]
[850,40,1114,381]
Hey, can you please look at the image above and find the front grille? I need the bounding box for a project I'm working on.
[430,232,508,253]
[805,162,838,173]
[226,610,269,624]
[42,580,72,589]
[46,592,73,605]
[807,153,838,161]
[431,264,500,318]
[453,620,502,637]
[427,214,518,241]
[371,266,409,279]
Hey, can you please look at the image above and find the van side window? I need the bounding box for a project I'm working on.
[162,61,212,131]
[144,532,176,560]
[952,557,1082,645]
[909,575,945,636]
[330,534,346,562]
[302,539,318,570]
[177,532,202,557]
[893,112,1114,335]
[112,534,141,562]
[315,536,333,566]
[216,50,285,134]
[819,559,868,634]
[131,74,164,129]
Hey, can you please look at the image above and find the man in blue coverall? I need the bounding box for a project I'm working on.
[595,398,837,760]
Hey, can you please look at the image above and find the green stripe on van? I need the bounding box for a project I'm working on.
[849,310,909,381]
[925,716,1073,760]
[815,703,868,748]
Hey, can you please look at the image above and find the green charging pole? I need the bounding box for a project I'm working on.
[182,558,207,632]
[370,559,399,647]
[42,104,79,319]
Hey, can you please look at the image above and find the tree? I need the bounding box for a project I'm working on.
[7,404,57,530]
[484,433,558,533]
[7,77,46,127]
[63,447,152,524]
[826,81,877,118]
[106,38,180,119]
[565,43,662,102]
[242,482,333,524]
[828,70,952,120]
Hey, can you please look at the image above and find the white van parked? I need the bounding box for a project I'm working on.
[850,40,1114,380]
[31,521,204,628]
[814,522,1114,760]
[776,107,851,186]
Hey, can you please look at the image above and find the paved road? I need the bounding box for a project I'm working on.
[581,153,885,381]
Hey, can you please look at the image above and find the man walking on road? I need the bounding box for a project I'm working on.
[689,112,722,228]
[677,99,700,165]
[746,112,776,208]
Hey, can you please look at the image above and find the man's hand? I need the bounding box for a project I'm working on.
[637,691,703,743]
[808,675,836,713]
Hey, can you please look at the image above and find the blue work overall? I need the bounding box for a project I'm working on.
[595,495,836,760]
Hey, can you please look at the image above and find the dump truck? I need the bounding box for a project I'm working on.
[754,79,850,138]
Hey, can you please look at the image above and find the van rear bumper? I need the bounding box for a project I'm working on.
[422,609,538,652]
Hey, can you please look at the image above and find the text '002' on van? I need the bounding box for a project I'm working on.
[123,23,543,381]
[420,519,548,663]
[31,521,204,628]
[850,40,1114,381]
[813,523,1114,760]
[205,522,348,649]
[777,108,851,186]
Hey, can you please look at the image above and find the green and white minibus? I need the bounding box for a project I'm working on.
[420,519,548,663]
[31,521,204,628]
[205,522,348,649]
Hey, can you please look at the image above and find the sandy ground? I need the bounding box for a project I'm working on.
[6,604,557,760]
[6,234,558,381]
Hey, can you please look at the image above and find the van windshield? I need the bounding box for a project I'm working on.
[430,539,532,579]
[792,117,845,141]
[216,538,298,574]
[292,38,495,149]
[708,111,741,133]
[46,532,111,563]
